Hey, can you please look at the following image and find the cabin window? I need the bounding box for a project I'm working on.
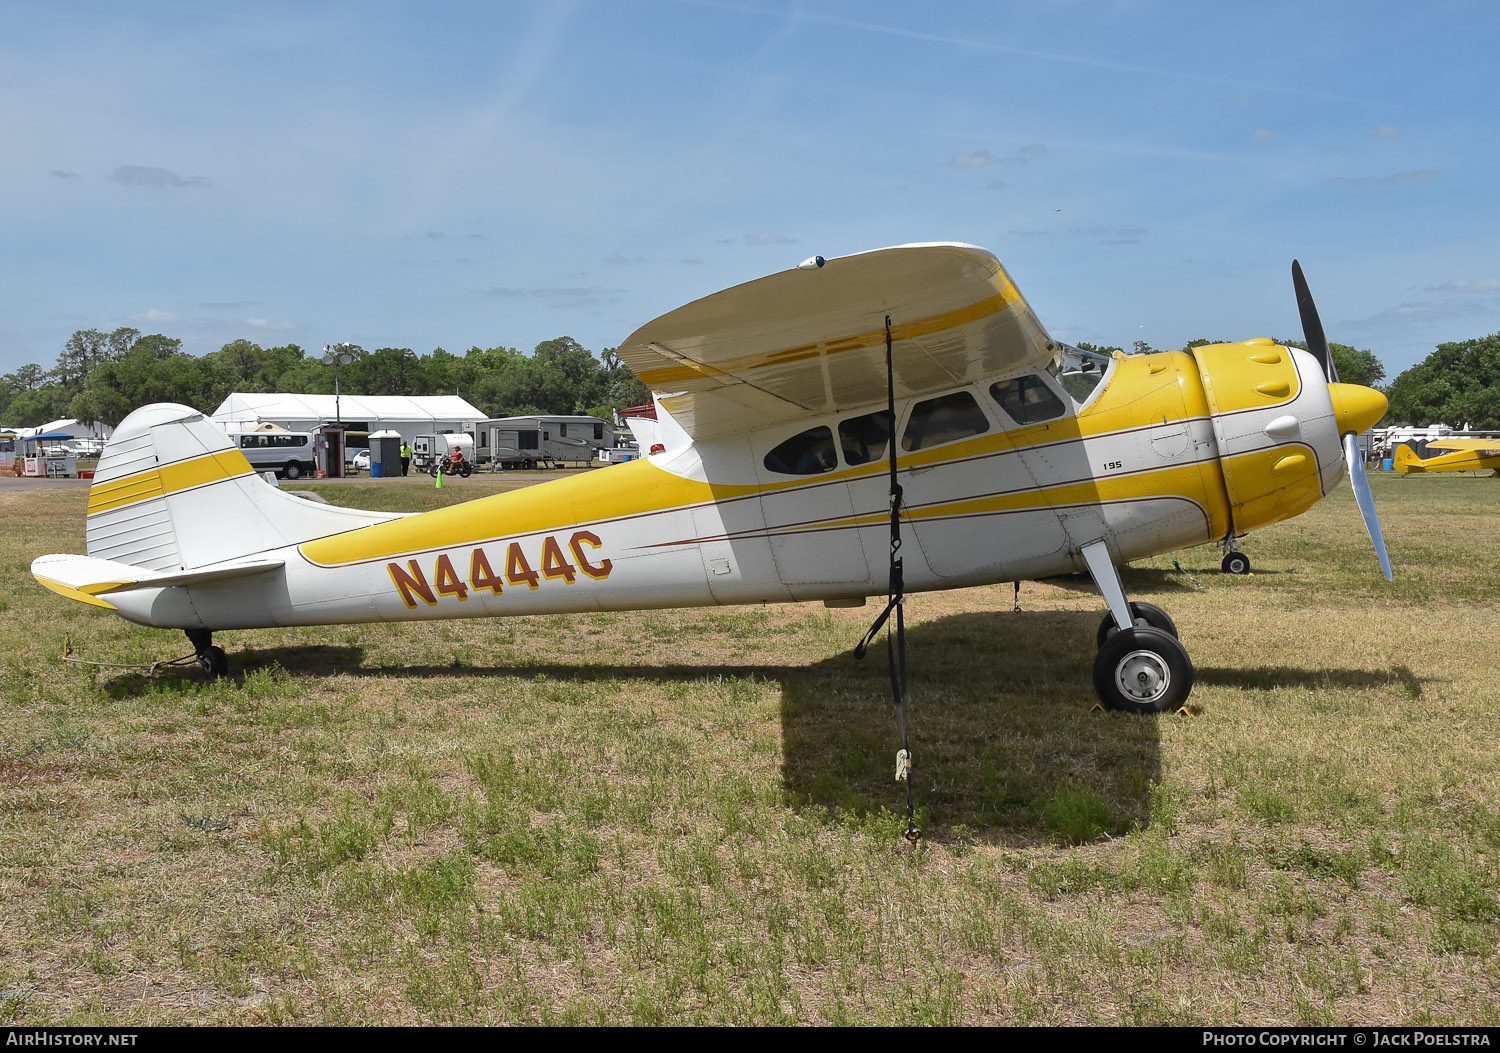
[559,423,568,437]
[839,410,892,466]
[479,432,488,449]
[901,391,990,452]
[764,426,837,475]
[519,430,539,450]
[594,423,604,440]
[990,374,1067,425]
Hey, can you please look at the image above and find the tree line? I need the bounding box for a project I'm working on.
[0,330,651,430]
[5,325,1498,432]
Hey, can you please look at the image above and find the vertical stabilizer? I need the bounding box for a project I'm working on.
[85,403,404,571]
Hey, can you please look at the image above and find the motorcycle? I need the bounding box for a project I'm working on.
[428,451,473,478]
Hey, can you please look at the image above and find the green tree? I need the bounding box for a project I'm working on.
[595,347,649,416]
[1385,333,1500,428]
[529,337,605,414]
[211,338,267,387]
[360,347,423,396]
[5,386,61,427]
[1276,339,1386,388]
[70,332,242,428]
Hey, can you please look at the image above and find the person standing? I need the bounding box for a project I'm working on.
[400,441,412,476]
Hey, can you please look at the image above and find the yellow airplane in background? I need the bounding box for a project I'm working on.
[32,244,1392,714]
[1393,438,1500,476]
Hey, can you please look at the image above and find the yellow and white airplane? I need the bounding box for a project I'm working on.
[31,244,1392,713]
[1393,437,1500,475]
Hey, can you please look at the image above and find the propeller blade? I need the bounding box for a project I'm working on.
[1344,433,1393,581]
[1292,260,1339,383]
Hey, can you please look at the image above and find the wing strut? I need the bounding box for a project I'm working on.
[854,314,921,844]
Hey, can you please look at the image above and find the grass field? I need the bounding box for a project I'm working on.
[1,470,1498,1025]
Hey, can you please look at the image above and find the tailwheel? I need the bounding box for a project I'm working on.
[1093,626,1193,714]
[1221,551,1251,575]
[1096,600,1178,649]
[197,646,229,679]
[185,629,229,679]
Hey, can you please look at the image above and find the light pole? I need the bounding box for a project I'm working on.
[322,343,354,476]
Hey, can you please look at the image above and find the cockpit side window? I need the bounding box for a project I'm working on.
[838,410,892,466]
[990,373,1067,425]
[763,425,837,475]
[901,390,991,452]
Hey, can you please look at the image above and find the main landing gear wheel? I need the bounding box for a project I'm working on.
[1221,551,1251,575]
[1095,600,1179,649]
[1093,626,1193,715]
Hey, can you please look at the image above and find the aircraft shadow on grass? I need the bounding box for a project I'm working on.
[100,612,1423,843]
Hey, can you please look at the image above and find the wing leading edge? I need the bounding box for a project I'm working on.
[618,243,1057,441]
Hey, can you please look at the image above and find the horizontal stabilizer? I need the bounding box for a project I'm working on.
[32,552,285,610]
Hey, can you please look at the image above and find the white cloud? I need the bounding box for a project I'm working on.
[111,165,210,189]
[1250,129,1280,144]
[946,150,992,168]
[1330,170,1438,187]
[1423,279,1500,293]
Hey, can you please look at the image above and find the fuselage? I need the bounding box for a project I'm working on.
[99,340,1356,632]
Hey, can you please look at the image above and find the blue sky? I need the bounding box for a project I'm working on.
[4,0,1498,382]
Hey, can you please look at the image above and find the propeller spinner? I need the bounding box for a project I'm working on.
[1293,260,1393,581]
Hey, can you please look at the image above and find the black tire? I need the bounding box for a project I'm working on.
[428,464,440,478]
[1221,551,1251,575]
[459,464,472,478]
[283,461,303,480]
[1092,626,1193,714]
[1096,601,1178,649]
[197,645,228,679]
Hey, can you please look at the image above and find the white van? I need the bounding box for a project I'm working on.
[235,431,316,479]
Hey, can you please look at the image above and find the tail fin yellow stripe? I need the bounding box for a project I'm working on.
[87,450,254,516]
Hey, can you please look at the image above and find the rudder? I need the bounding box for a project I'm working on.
[1391,444,1422,473]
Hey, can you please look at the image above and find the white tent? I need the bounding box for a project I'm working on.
[15,417,113,442]
[211,393,487,446]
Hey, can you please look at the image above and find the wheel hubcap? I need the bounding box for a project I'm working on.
[1115,650,1169,703]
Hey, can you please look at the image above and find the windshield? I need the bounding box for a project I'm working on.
[1055,343,1114,410]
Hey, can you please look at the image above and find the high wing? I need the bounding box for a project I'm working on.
[617,242,1058,440]
[1427,438,1500,454]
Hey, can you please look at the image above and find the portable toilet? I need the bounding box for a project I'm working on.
[369,430,403,478]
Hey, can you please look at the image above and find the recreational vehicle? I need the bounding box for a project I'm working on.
[478,416,612,469]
